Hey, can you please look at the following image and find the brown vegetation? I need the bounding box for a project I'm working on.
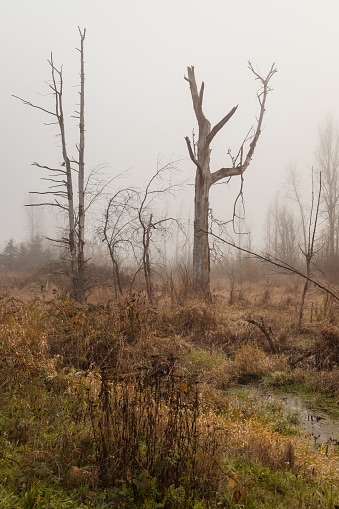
[0,271,338,507]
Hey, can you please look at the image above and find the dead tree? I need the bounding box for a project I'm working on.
[135,160,182,304]
[101,161,182,304]
[284,166,323,325]
[298,170,322,326]
[76,28,86,303]
[101,188,138,299]
[185,63,277,298]
[13,28,87,303]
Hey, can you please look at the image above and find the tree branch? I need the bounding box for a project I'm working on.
[210,62,277,185]
[32,162,67,174]
[245,317,277,353]
[184,136,203,176]
[207,105,238,145]
[208,230,339,302]
[12,95,57,117]
[241,62,277,170]
[184,66,208,126]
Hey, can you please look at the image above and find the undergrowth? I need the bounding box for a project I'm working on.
[0,284,338,508]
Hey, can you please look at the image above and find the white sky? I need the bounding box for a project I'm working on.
[1,0,339,248]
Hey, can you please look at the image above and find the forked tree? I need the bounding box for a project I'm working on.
[13,28,86,303]
[185,63,277,297]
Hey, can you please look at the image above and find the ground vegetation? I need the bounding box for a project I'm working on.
[0,269,338,508]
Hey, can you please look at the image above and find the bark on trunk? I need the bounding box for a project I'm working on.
[193,167,211,295]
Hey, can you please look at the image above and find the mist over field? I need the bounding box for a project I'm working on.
[1,0,339,256]
[0,5,339,505]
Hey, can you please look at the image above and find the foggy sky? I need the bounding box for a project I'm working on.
[1,0,339,248]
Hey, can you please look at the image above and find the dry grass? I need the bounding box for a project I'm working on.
[0,271,338,507]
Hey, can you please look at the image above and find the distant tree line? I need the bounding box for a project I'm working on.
[0,235,55,271]
[265,118,339,283]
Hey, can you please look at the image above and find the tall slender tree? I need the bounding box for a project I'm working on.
[13,28,87,302]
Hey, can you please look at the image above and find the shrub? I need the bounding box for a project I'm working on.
[89,361,225,502]
[232,345,287,382]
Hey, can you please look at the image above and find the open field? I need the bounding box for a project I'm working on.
[0,270,338,508]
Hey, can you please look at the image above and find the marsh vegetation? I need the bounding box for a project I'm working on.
[0,268,338,508]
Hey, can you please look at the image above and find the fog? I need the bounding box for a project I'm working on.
[1,0,339,249]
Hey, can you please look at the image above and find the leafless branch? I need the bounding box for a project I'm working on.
[207,105,238,145]
[12,95,57,117]
[32,162,67,173]
[245,317,277,353]
[208,230,339,302]
[185,136,202,175]
[210,62,277,185]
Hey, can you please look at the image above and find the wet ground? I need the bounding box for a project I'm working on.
[249,385,339,445]
[277,391,339,444]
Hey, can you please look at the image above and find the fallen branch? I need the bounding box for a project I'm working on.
[245,317,277,353]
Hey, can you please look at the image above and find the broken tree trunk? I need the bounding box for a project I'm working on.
[185,63,276,298]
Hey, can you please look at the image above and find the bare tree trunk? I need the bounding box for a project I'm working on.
[143,214,153,305]
[193,170,210,295]
[110,250,123,299]
[46,55,78,287]
[113,258,123,297]
[75,27,86,304]
[49,57,77,278]
[135,161,181,304]
[298,171,322,326]
[316,118,339,276]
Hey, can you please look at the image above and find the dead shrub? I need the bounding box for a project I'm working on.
[89,360,225,499]
[0,298,54,393]
[184,347,231,390]
[6,421,32,445]
[47,299,122,370]
[198,382,231,413]
[314,324,339,368]
[164,263,193,307]
[231,345,287,382]
[239,434,296,470]
[307,368,339,396]
[47,294,154,371]
[65,465,99,488]
[168,302,218,341]
[225,417,297,471]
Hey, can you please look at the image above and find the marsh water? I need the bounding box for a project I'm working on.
[276,391,338,444]
[247,385,339,444]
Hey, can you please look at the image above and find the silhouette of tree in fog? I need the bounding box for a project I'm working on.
[315,118,339,278]
[13,28,87,303]
[185,62,277,298]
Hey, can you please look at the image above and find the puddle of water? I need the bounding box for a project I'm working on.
[248,386,339,444]
[277,392,339,444]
